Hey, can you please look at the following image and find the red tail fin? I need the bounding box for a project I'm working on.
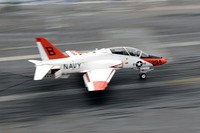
[36,37,68,60]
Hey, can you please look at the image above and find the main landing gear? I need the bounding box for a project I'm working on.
[139,73,147,79]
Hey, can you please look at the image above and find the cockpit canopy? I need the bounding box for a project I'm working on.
[109,47,149,58]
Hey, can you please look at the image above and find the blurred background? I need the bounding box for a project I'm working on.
[1,0,200,133]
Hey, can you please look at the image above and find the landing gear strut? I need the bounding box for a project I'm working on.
[139,73,147,79]
[138,67,153,79]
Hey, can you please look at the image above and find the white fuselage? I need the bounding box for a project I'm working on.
[41,48,152,75]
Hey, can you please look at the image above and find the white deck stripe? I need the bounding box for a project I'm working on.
[0,54,40,62]
[144,5,200,11]
[0,40,109,51]
[158,41,200,48]
[0,89,80,102]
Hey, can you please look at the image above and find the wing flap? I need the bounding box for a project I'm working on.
[83,69,116,91]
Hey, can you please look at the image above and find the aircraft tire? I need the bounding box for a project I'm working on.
[140,73,147,79]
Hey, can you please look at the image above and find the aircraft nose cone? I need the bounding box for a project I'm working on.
[162,58,168,64]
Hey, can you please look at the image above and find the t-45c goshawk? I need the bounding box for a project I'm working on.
[29,38,167,91]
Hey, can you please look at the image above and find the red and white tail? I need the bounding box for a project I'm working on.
[36,37,68,60]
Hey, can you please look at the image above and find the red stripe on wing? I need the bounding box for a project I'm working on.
[93,81,108,91]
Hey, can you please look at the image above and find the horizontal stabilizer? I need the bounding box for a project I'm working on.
[34,65,53,80]
[28,60,41,65]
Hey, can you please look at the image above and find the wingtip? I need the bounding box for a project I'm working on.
[93,81,108,91]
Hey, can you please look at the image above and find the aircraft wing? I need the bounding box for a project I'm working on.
[83,68,116,91]
[65,50,81,57]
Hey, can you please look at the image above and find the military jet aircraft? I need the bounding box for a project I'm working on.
[29,38,167,91]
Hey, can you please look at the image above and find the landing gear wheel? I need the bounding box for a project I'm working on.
[140,73,147,79]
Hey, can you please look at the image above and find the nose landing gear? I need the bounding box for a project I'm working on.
[134,65,153,80]
[138,67,153,79]
[139,73,147,79]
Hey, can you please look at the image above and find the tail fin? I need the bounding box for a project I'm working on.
[36,37,68,60]
[28,60,52,80]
